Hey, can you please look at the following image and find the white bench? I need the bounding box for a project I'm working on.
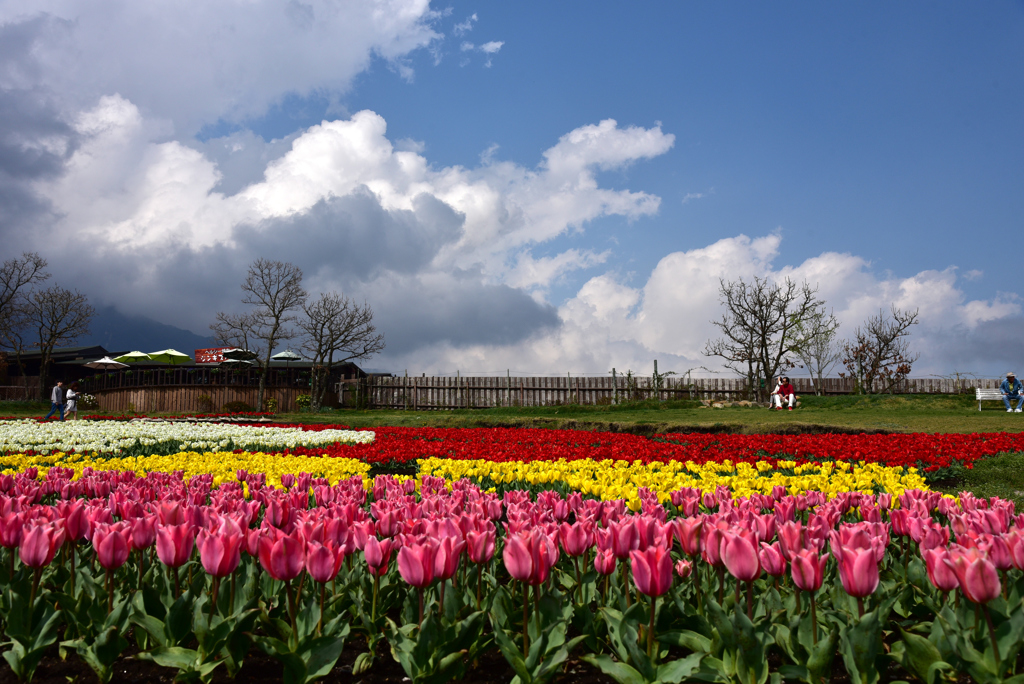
[977,388,1010,411]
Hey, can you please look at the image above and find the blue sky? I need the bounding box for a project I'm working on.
[3,1,1022,375]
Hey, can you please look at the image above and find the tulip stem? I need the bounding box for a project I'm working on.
[693,561,702,615]
[746,582,753,620]
[106,569,114,616]
[475,565,482,611]
[372,574,380,625]
[285,579,297,651]
[857,597,864,618]
[209,577,220,624]
[717,566,725,605]
[735,578,741,607]
[69,544,76,598]
[522,583,529,654]
[172,566,180,598]
[983,605,1000,664]
[810,592,818,645]
[573,555,582,604]
[419,588,425,626]
[795,588,801,614]
[647,596,656,660]
[319,582,326,636]
[533,584,541,636]
[230,572,236,611]
[29,567,42,614]
[9,549,14,578]
[137,550,145,590]
[440,579,446,615]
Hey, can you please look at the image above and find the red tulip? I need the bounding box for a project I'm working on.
[156,523,195,568]
[306,541,344,583]
[630,544,673,597]
[945,546,1001,604]
[198,524,244,577]
[790,549,828,593]
[258,530,306,581]
[93,522,131,571]
[721,531,760,582]
[19,521,62,568]
[398,541,437,588]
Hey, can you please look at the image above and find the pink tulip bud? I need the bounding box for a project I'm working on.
[759,541,786,577]
[18,521,62,568]
[790,549,828,593]
[945,546,1001,605]
[364,536,396,577]
[306,541,344,583]
[594,549,617,576]
[197,524,244,578]
[131,515,158,551]
[721,531,760,582]
[675,559,692,579]
[832,544,879,598]
[466,528,496,564]
[921,548,959,592]
[673,517,704,557]
[156,522,195,568]
[630,544,673,597]
[93,522,131,571]
[398,541,437,588]
[258,530,305,581]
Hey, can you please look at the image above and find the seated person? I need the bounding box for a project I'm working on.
[771,376,796,410]
[1001,371,1024,412]
[769,377,783,408]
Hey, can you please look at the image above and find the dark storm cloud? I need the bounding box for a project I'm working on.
[53,187,561,355]
[0,16,77,243]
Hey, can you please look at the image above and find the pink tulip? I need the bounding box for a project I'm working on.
[398,541,437,588]
[0,512,24,549]
[198,524,244,577]
[790,549,828,593]
[131,515,158,551]
[721,531,760,582]
[466,528,496,564]
[258,531,305,581]
[364,536,395,577]
[921,548,959,592]
[945,547,1001,604]
[559,522,593,557]
[1005,530,1024,571]
[630,544,673,597]
[503,530,556,586]
[833,544,879,598]
[19,521,62,568]
[673,517,704,557]
[759,542,786,577]
[61,500,90,541]
[675,559,692,579]
[605,519,640,560]
[433,536,465,582]
[156,523,195,568]
[306,541,344,583]
[594,549,617,576]
[93,522,131,571]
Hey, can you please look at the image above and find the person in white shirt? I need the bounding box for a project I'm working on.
[65,382,80,420]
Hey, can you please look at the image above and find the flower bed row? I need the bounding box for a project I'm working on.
[282,425,1024,480]
[0,465,1020,684]
[0,420,372,456]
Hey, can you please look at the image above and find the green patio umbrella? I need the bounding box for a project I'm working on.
[148,349,192,365]
[113,351,152,364]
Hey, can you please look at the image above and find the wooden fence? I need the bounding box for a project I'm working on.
[93,386,308,414]
[361,375,1004,410]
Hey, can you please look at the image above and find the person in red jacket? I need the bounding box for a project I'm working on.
[771,376,796,410]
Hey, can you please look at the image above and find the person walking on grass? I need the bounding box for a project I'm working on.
[64,381,80,420]
[43,380,65,421]
[1001,372,1023,412]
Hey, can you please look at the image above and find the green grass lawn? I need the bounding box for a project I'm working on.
[4,394,1023,508]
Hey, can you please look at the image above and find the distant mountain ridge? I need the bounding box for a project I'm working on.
[78,306,216,356]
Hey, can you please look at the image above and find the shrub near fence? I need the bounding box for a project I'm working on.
[362,375,1003,410]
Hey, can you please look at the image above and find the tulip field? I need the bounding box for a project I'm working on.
[0,420,1023,683]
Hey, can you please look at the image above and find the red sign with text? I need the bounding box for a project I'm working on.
[195,347,231,364]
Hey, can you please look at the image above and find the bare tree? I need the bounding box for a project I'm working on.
[212,259,307,411]
[298,292,385,411]
[840,305,919,394]
[703,276,826,401]
[0,253,50,376]
[790,307,841,395]
[18,286,94,401]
